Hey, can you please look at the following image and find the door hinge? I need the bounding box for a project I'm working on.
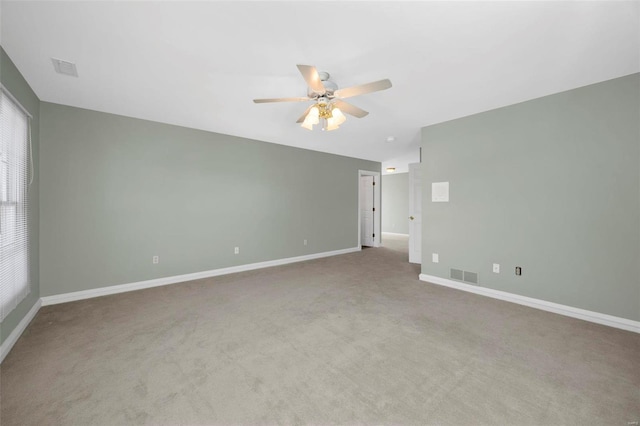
[372,181,375,186]
[373,233,375,238]
[373,207,375,212]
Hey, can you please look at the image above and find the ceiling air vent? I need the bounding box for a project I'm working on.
[51,58,78,77]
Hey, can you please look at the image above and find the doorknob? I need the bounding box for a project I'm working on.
[409,216,414,220]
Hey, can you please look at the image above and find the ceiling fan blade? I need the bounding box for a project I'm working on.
[297,65,326,95]
[253,97,310,104]
[296,105,314,123]
[333,100,369,118]
[334,79,392,99]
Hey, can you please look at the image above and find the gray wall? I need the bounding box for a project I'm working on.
[421,73,640,322]
[40,103,379,296]
[0,48,40,345]
[382,173,409,234]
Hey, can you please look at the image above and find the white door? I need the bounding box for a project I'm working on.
[360,175,375,247]
[408,163,422,263]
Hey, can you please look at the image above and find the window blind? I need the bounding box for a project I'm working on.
[0,89,30,321]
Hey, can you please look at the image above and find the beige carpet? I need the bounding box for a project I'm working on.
[1,234,639,425]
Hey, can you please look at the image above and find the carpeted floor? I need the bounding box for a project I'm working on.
[1,234,639,425]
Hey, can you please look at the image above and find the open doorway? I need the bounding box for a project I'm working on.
[380,171,410,257]
[358,170,381,248]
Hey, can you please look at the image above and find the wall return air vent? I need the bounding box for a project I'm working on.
[450,269,464,281]
[51,58,78,77]
[450,268,479,285]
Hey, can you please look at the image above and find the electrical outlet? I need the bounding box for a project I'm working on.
[303,239,307,246]
[432,253,439,263]
[515,266,522,276]
[234,247,239,254]
[152,256,159,264]
[493,263,500,273]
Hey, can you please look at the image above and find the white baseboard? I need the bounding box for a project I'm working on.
[382,232,409,237]
[1,298,41,364]
[419,274,640,334]
[42,247,360,306]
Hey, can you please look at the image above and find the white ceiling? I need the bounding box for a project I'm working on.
[1,1,638,173]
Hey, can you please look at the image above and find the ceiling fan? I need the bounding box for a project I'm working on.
[253,65,392,131]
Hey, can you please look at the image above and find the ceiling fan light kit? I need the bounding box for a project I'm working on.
[302,101,347,132]
[253,64,392,132]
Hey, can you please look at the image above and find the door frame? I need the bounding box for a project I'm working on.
[358,170,381,249]
[408,163,422,264]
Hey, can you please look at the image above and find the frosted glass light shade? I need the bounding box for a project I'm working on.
[304,106,320,126]
[326,118,339,131]
[332,107,346,125]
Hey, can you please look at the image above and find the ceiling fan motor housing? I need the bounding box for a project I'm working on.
[308,71,338,97]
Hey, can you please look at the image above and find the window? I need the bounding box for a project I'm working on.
[0,88,31,321]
